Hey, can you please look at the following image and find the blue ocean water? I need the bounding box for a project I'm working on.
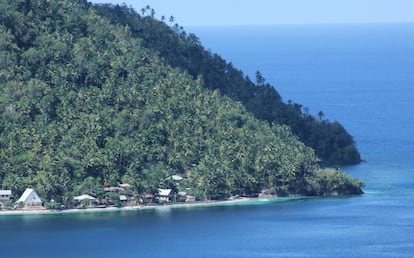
[1,23,414,257]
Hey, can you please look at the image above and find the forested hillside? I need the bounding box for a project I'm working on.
[0,0,362,207]
[94,3,361,165]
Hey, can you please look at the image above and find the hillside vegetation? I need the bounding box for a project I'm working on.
[94,3,362,166]
[0,0,362,207]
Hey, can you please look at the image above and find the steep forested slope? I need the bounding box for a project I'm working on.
[93,3,361,165]
[0,0,362,207]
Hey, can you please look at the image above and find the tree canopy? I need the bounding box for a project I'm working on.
[93,3,361,165]
[0,0,363,206]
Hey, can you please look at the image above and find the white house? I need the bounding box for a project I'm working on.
[171,175,183,181]
[0,190,12,208]
[157,188,174,202]
[17,188,43,208]
[0,190,12,201]
[73,194,98,207]
[118,183,131,188]
[185,195,196,202]
[171,175,183,186]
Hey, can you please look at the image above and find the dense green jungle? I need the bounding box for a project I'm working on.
[0,0,363,207]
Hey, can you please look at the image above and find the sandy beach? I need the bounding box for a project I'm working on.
[0,197,287,216]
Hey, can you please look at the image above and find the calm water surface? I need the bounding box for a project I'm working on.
[1,23,414,257]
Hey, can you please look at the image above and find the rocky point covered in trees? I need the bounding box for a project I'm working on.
[0,0,363,208]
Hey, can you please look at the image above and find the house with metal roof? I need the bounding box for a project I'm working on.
[17,188,43,208]
[73,194,98,207]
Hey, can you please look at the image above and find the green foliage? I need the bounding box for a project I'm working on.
[94,3,361,165]
[309,169,364,196]
[2,199,14,208]
[105,192,122,207]
[0,0,363,203]
[45,200,62,210]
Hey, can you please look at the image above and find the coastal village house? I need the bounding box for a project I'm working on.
[17,188,43,208]
[0,190,12,201]
[143,193,154,204]
[157,189,174,202]
[73,194,98,207]
[171,175,183,182]
[103,183,134,204]
[177,191,196,202]
[0,190,12,208]
[104,186,123,193]
[104,183,132,193]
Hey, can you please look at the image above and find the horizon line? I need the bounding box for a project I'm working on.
[185,21,414,28]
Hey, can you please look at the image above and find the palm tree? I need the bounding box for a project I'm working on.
[2,174,25,197]
[318,111,325,120]
[145,5,151,13]
[255,71,265,86]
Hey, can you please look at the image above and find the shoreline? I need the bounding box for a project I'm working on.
[0,196,303,216]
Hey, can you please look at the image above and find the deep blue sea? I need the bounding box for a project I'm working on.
[1,23,414,257]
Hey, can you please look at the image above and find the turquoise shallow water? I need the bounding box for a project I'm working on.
[1,23,414,257]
